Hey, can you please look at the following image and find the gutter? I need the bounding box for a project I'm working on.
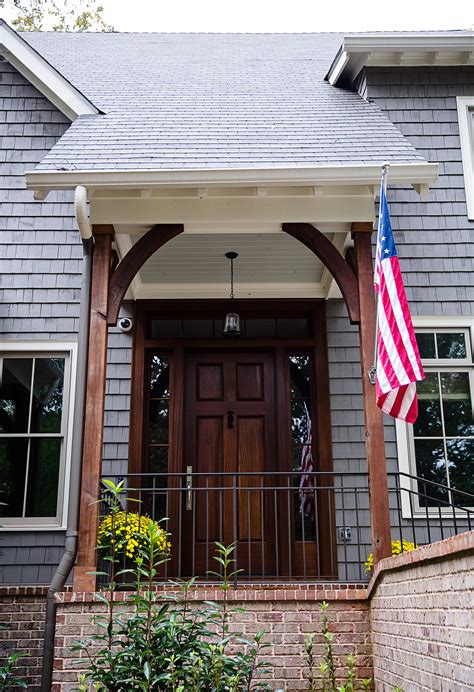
[41,186,93,692]
[25,162,438,195]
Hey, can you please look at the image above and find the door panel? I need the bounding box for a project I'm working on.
[183,351,275,576]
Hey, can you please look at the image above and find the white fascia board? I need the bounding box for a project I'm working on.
[326,34,474,85]
[0,20,98,120]
[25,162,438,194]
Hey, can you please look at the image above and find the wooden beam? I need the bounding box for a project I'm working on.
[352,228,392,565]
[282,222,360,323]
[74,229,113,591]
[107,224,183,325]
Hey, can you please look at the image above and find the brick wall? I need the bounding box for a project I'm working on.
[369,531,474,691]
[52,585,371,691]
[0,586,47,690]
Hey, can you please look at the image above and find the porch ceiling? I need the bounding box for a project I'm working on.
[114,223,351,300]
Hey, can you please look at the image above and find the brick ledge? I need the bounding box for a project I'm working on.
[367,529,474,598]
[55,582,369,603]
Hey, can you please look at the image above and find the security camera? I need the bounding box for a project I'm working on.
[118,317,133,333]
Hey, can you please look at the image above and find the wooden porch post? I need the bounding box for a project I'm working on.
[74,226,114,591]
[353,224,392,564]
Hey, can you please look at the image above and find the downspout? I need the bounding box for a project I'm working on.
[41,186,94,692]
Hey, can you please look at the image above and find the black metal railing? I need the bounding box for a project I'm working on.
[96,471,473,587]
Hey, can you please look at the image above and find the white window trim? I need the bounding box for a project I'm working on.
[396,317,474,518]
[457,96,474,221]
[0,341,77,531]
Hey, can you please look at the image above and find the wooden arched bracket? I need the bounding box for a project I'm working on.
[107,224,184,325]
[282,223,360,324]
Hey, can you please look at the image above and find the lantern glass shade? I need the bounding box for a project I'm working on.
[223,312,241,337]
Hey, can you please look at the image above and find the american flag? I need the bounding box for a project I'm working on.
[299,403,314,519]
[374,182,425,423]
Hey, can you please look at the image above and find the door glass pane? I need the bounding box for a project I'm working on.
[0,438,28,517]
[149,400,169,444]
[0,359,32,433]
[148,447,168,518]
[414,439,449,507]
[289,354,315,540]
[446,439,474,503]
[31,358,64,433]
[25,438,60,517]
[440,372,474,437]
[291,399,310,445]
[436,333,466,359]
[416,332,436,359]
[150,357,170,397]
[414,373,442,437]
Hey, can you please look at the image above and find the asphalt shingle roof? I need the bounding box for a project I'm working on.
[23,32,428,171]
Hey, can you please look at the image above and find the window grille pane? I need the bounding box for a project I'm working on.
[416,332,436,359]
[182,319,214,337]
[31,358,64,433]
[441,372,474,437]
[414,373,442,438]
[414,439,449,507]
[150,357,170,398]
[289,355,311,399]
[447,439,474,501]
[0,359,32,434]
[150,319,182,338]
[25,438,61,517]
[245,319,277,337]
[278,318,310,338]
[0,438,28,517]
[436,332,467,359]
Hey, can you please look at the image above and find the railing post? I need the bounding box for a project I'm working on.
[233,473,238,590]
[74,226,114,591]
[353,226,392,564]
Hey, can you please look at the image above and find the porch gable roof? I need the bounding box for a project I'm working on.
[18,30,433,181]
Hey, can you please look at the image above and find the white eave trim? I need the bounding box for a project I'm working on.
[327,34,474,86]
[25,162,438,195]
[0,19,99,120]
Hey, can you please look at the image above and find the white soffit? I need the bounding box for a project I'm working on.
[0,19,98,120]
[114,227,347,300]
[327,34,474,86]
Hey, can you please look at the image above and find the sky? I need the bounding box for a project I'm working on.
[2,0,474,32]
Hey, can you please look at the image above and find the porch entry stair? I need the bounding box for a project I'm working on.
[96,470,474,587]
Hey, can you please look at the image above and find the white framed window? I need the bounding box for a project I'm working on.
[396,318,474,517]
[457,96,474,221]
[0,342,77,529]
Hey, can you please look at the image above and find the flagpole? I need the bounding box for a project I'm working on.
[368,162,390,385]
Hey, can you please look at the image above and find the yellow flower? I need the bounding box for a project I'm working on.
[97,510,171,562]
[364,539,416,574]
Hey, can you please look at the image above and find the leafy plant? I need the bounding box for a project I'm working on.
[304,602,372,692]
[74,479,272,690]
[0,651,28,690]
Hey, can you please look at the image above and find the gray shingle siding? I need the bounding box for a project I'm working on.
[0,58,132,584]
[364,66,474,317]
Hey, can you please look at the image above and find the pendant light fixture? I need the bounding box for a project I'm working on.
[223,251,241,336]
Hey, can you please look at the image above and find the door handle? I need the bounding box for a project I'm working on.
[227,410,234,430]
[186,465,193,511]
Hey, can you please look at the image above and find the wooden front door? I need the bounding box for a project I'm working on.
[183,351,276,577]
